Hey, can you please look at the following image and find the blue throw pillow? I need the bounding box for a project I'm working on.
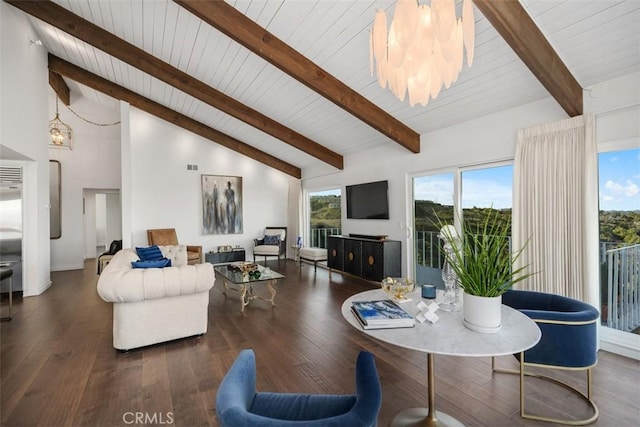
[136,245,163,261]
[131,258,171,269]
[264,235,280,245]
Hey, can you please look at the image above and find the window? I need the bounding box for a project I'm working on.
[308,189,341,249]
[598,148,640,334]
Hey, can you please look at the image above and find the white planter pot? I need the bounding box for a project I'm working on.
[462,292,502,334]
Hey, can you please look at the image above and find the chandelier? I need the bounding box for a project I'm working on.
[49,96,72,149]
[369,0,475,107]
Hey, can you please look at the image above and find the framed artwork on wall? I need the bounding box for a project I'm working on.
[201,175,243,235]
[49,160,61,239]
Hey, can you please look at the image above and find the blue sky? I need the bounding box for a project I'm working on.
[599,149,639,211]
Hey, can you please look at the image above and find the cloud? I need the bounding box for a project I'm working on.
[605,180,639,197]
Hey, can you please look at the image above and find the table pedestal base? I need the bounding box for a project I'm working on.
[391,408,464,427]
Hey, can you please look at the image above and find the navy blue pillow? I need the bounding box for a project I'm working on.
[136,245,163,261]
[131,258,171,269]
[264,235,280,245]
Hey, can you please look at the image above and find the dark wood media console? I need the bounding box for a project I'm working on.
[327,235,401,282]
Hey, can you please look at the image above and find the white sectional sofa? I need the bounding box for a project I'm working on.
[97,245,214,350]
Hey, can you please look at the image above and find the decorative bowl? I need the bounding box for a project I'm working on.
[381,277,415,302]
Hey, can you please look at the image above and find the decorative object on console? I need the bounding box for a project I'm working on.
[369,0,475,106]
[381,276,415,303]
[438,209,532,334]
[217,245,233,252]
[201,175,243,235]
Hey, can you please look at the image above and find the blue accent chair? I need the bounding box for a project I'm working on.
[496,290,600,425]
[215,349,382,427]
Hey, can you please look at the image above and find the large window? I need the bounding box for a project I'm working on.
[308,189,341,249]
[598,148,640,334]
[413,164,513,286]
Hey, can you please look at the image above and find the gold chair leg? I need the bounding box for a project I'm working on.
[492,356,599,425]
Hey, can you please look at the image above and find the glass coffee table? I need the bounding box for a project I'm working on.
[214,263,285,312]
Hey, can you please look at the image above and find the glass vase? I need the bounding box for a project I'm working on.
[439,243,460,312]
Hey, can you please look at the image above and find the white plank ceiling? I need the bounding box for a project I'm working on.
[23,0,640,173]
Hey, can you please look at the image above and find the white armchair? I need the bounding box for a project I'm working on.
[253,227,287,265]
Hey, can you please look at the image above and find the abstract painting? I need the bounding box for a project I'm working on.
[202,175,243,235]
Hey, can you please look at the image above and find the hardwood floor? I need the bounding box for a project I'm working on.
[1,259,638,426]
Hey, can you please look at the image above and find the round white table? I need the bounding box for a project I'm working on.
[341,289,541,427]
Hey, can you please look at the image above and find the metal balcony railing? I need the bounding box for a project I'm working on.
[309,228,342,249]
[605,244,640,332]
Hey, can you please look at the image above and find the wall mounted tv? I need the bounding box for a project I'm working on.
[346,180,389,219]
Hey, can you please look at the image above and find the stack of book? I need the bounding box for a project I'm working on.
[351,299,415,330]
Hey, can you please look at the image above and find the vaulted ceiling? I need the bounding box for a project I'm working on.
[8,0,640,178]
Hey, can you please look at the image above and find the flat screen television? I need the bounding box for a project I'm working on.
[346,180,389,219]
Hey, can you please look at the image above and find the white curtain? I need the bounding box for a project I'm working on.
[287,180,302,260]
[513,114,599,305]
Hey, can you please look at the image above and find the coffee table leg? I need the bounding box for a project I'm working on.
[240,284,250,312]
[266,280,277,306]
[391,354,465,427]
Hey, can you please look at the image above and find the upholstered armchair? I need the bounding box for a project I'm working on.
[147,228,202,265]
[253,227,286,265]
[215,349,382,427]
[495,290,600,425]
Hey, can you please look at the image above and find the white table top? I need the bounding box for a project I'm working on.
[342,289,541,357]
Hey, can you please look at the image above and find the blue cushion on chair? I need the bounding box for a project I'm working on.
[136,245,164,261]
[502,290,599,368]
[216,350,381,427]
[263,235,281,245]
[131,258,171,269]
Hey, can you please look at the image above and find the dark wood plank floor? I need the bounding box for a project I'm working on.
[1,259,639,426]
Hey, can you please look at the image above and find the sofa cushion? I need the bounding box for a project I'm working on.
[159,245,188,266]
[254,245,280,256]
[263,235,280,245]
[136,245,163,261]
[131,258,171,269]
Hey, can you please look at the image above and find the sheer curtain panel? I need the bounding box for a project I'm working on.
[513,114,599,306]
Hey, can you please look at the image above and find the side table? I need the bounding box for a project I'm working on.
[205,249,246,265]
[0,266,13,321]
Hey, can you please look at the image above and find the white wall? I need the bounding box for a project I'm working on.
[0,2,51,296]
[302,97,569,277]
[105,192,121,245]
[48,92,121,270]
[125,107,294,254]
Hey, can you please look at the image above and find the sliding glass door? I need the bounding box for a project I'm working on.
[308,189,341,249]
[412,164,513,286]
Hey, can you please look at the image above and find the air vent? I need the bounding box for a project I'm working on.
[0,166,22,184]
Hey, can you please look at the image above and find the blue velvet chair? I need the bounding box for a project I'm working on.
[495,290,600,425]
[215,349,381,427]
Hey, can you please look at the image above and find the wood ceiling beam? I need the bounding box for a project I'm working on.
[48,70,70,106]
[174,0,421,153]
[6,0,341,170]
[473,0,583,117]
[48,54,301,178]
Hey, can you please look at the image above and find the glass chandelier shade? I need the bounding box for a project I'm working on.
[49,96,72,149]
[370,0,475,107]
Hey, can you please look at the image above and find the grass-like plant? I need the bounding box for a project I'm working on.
[438,209,532,297]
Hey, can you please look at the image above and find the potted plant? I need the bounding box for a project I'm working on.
[438,208,532,333]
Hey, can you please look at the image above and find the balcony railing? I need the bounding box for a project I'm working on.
[309,228,341,249]
[604,244,640,332]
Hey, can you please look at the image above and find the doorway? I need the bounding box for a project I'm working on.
[83,189,121,259]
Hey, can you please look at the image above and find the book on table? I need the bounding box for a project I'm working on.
[351,299,415,330]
